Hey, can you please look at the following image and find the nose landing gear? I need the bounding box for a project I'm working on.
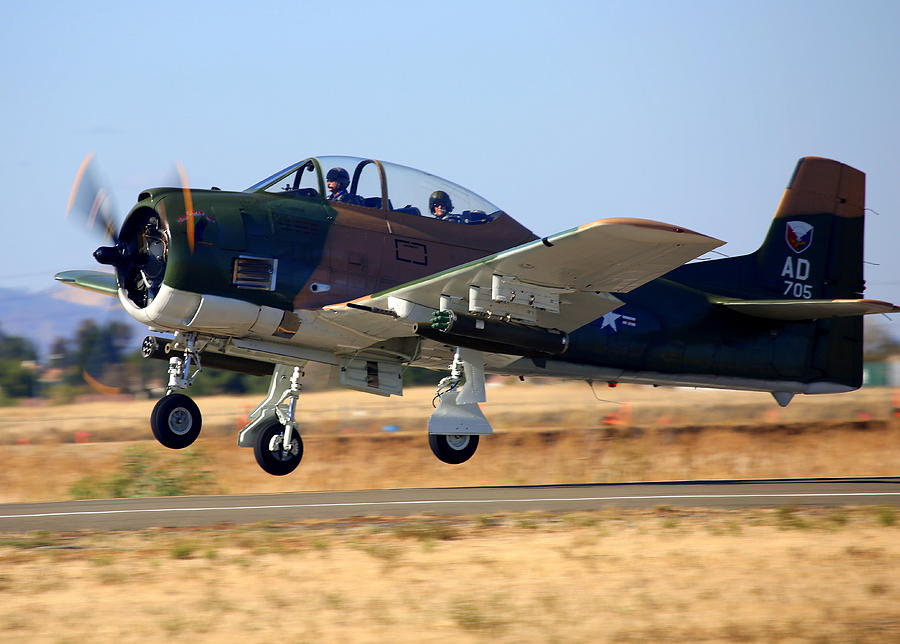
[149,334,203,450]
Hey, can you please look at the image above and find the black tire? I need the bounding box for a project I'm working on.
[429,434,479,464]
[150,393,202,449]
[254,421,303,476]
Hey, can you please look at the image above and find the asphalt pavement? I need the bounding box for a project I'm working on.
[2,477,899,533]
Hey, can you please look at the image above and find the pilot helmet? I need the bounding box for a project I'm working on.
[326,167,350,191]
[429,190,453,216]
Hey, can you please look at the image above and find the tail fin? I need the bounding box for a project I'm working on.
[673,156,866,300]
[757,156,866,300]
[671,157,869,390]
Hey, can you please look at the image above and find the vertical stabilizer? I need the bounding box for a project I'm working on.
[759,156,866,300]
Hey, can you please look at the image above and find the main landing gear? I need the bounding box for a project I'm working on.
[427,347,493,465]
[241,364,305,476]
[428,434,480,464]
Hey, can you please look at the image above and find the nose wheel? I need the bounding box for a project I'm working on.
[149,334,204,450]
[150,393,202,449]
[254,420,304,476]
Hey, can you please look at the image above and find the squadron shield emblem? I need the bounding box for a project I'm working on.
[785,221,813,254]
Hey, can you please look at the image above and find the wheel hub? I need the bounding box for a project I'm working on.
[167,407,193,435]
[268,433,299,461]
[445,434,470,450]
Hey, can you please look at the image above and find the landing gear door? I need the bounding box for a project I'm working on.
[338,357,403,396]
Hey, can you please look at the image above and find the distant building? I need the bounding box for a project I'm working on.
[864,356,900,387]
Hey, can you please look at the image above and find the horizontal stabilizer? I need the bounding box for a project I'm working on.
[718,298,899,321]
[54,270,118,296]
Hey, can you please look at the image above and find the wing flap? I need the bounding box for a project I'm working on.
[719,298,900,321]
[55,270,118,296]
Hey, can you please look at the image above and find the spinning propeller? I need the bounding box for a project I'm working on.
[176,161,196,254]
[65,153,197,395]
[66,153,197,309]
[66,152,120,243]
[67,152,197,257]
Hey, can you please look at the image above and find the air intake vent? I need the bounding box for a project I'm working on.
[232,256,277,290]
[276,217,321,235]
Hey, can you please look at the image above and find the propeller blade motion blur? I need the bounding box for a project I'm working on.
[176,161,195,254]
[66,152,119,242]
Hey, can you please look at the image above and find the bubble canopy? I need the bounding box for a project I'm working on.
[245,156,503,221]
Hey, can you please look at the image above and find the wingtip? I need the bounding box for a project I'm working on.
[54,271,76,283]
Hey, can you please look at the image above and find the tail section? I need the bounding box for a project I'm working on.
[671,157,876,391]
[757,156,866,300]
[673,156,866,301]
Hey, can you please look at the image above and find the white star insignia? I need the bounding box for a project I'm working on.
[600,312,622,332]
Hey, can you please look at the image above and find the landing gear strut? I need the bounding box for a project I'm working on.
[239,363,306,476]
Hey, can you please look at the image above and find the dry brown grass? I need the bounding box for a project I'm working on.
[1,383,898,503]
[2,381,894,444]
[3,385,900,642]
[2,507,900,643]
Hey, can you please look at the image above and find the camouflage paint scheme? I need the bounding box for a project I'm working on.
[140,178,535,311]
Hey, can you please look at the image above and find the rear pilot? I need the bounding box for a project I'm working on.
[429,190,455,220]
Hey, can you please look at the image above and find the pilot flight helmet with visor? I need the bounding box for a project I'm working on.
[326,167,350,191]
[429,190,453,216]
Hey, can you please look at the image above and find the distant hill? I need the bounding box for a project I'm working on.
[0,285,149,359]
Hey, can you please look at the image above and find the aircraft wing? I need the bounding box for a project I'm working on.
[55,270,118,296]
[324,218,724,334]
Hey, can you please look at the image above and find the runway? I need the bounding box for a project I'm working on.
[2,476,899,533]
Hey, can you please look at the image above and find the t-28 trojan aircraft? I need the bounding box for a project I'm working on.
[59,154,899,475]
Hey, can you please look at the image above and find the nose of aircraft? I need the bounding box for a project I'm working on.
[93,243,127,267]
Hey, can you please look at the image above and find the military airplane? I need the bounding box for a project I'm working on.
[58,154,899,475]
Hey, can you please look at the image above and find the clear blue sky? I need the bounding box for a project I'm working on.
[2,1,899,321]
